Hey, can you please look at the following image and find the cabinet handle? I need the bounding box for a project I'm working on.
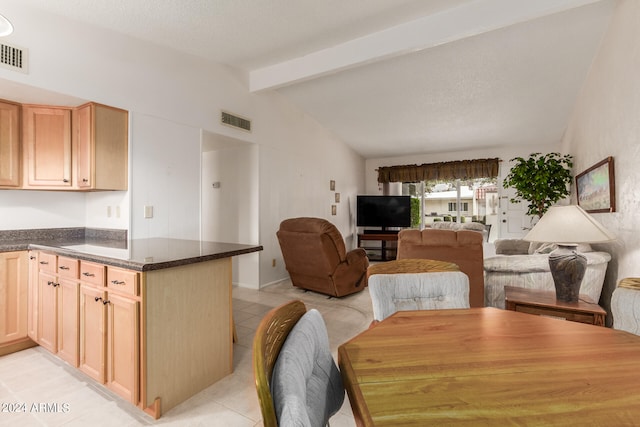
[94,296,103,302]
[30,256,36,260]
[82,272,95,277]
[102,300,110,305]
[40,261,49,265]
[59,266,70,270]
[111,280,125,285]
[63,179,69,183]
[47,281,53,286]
[82,178,89,182]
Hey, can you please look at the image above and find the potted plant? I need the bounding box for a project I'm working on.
[503,152,573,218]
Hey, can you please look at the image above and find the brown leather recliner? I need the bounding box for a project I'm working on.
[277,217,369,297]
[397,228,485,307]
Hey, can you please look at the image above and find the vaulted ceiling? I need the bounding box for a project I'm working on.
[12,0,615,158]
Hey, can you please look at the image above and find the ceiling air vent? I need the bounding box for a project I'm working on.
[221,110,251,132]
[0,43,28,73]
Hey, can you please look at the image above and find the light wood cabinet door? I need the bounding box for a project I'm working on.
[74,102,128,190]
[0,100,21,187]
[22,105,72,188]
[0,251,29,344]
[106,292,139,404]
[79,284,107,383]
[37,271,58,353]
[57,278,79,367]
[27,252,38,341]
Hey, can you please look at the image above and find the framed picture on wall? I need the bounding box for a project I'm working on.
[576,156,615,213]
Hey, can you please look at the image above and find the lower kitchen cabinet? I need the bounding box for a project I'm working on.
[0,251,34,356]
[79,261,140,404]
[79,284,107,383]
[106,292,139,403]
[24,250,234,419]
[36,255,79,366]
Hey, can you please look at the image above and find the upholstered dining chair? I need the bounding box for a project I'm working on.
[368,271,470,322]
[252,300,345,427]
[612,278,640,335]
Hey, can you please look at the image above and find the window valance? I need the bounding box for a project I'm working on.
[377,158,500,183]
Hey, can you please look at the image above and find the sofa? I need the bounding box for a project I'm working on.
[397,228,484,307]
[429,221,489,241]
[484,239,611,309]
[276,217,369,297]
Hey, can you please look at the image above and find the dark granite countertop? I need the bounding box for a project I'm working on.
[1,235,262,272]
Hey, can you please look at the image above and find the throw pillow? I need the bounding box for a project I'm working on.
[495,239,531,255]
[533,242,558,254]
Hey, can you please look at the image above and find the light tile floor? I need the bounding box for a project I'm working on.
[0,280,374,426]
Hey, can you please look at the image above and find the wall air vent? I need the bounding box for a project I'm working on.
[221,110,251,132]
[0,43,28,73]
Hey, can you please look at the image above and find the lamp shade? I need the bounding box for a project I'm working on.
[0,14,13,37]
[523,205,615,244]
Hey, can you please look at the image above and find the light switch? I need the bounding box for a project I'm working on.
[144,205,153,218]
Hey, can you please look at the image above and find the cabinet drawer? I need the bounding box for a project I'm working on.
[80,261,105,286]
[107,267,138,296]
[57,256,79,279]
[38,253,57,273]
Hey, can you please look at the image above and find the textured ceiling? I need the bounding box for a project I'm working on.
[11,0,615,158]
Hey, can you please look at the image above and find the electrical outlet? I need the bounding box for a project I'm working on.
[115,206,121,218]
[144,205,153,218]
[107,206,112,217]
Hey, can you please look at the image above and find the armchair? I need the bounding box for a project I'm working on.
[277,217,368,297]
[396,228,485,307]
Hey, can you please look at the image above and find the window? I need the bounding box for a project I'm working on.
[400,169,497,229]
[422,178,497,225]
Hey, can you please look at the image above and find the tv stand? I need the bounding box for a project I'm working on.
[363,229,399,235]
[357,231,399,261]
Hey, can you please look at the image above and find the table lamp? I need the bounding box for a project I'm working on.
[523,205,615,303]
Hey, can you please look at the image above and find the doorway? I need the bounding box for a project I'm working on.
[201,131,260,288]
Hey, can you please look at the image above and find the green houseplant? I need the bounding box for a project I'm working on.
[410,197,421,228]
[503,152,573,218]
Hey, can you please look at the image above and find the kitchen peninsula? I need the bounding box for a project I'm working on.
[0,230,262,419]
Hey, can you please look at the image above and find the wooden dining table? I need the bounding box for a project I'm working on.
[338,307,640,426]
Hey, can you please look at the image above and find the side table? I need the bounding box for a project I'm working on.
[504,286,606,326]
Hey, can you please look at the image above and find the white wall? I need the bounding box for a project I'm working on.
[0,191,85,230]
[130,113,201,240]
[0,2,366,288]
[561,0,640,322]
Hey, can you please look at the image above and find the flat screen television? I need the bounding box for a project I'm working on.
[356,195,411,228]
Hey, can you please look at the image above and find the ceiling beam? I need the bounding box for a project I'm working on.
[249,0,603,92]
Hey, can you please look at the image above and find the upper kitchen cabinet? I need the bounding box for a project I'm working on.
[0,100,21,187]
[22,105,73,189]
[74,102,128,190]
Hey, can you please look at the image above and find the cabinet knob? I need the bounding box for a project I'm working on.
[30,256,36,260]
[63,179,69,183]
[82,178,89,182]
[47,281,53,286]
[102,300,110,305]
[94,296,103,302]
